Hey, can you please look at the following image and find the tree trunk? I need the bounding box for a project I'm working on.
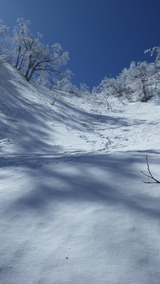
[15,45,21,69]
[18,58,24,70]
[25,65,31,80]
[27,67,36,81]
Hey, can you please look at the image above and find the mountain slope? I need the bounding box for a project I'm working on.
[0,62,160,284]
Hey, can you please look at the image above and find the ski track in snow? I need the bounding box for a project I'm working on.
[0,63,160,283]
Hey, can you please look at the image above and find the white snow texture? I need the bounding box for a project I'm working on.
[0,62,160,284]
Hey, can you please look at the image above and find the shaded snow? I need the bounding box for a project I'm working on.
[0,63,160,283]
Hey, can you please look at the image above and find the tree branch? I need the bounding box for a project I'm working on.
[141,155,160,183]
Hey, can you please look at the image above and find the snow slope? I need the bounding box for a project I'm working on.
[1,62,160,284]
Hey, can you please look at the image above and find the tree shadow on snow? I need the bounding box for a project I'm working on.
[3,151,160,221]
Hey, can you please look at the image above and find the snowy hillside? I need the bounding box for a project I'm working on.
[1,62,160,284]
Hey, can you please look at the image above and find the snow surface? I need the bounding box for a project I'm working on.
[1,62,160,283]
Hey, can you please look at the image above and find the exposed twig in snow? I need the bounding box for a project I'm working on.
[51,92,59,105]
[141,155,160,183]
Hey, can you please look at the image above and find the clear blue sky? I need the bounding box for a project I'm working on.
[0,0,160,89]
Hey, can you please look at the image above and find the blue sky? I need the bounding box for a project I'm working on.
[0,0,160,89]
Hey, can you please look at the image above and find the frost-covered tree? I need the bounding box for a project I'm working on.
[24,40,69,82]
[145,47,160,88]
[80,83,90,95]
[45,43,70,85]
[92,57,157,103]
[0,20,9,57]
[12,18,70,83]
[24,37,50,81]
[127,61,155,102]
[12,19,48,80]
[56,78,72,91]
[56,78,79,95]
[145,46,160,71]
[12,18,32,69]
[0,20,8,37]
[99,76,128,98]
[29,42,70,84]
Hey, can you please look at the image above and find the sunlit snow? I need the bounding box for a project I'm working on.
[0,62,160,284]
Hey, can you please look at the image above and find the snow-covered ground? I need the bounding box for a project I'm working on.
[1,62,160,283]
